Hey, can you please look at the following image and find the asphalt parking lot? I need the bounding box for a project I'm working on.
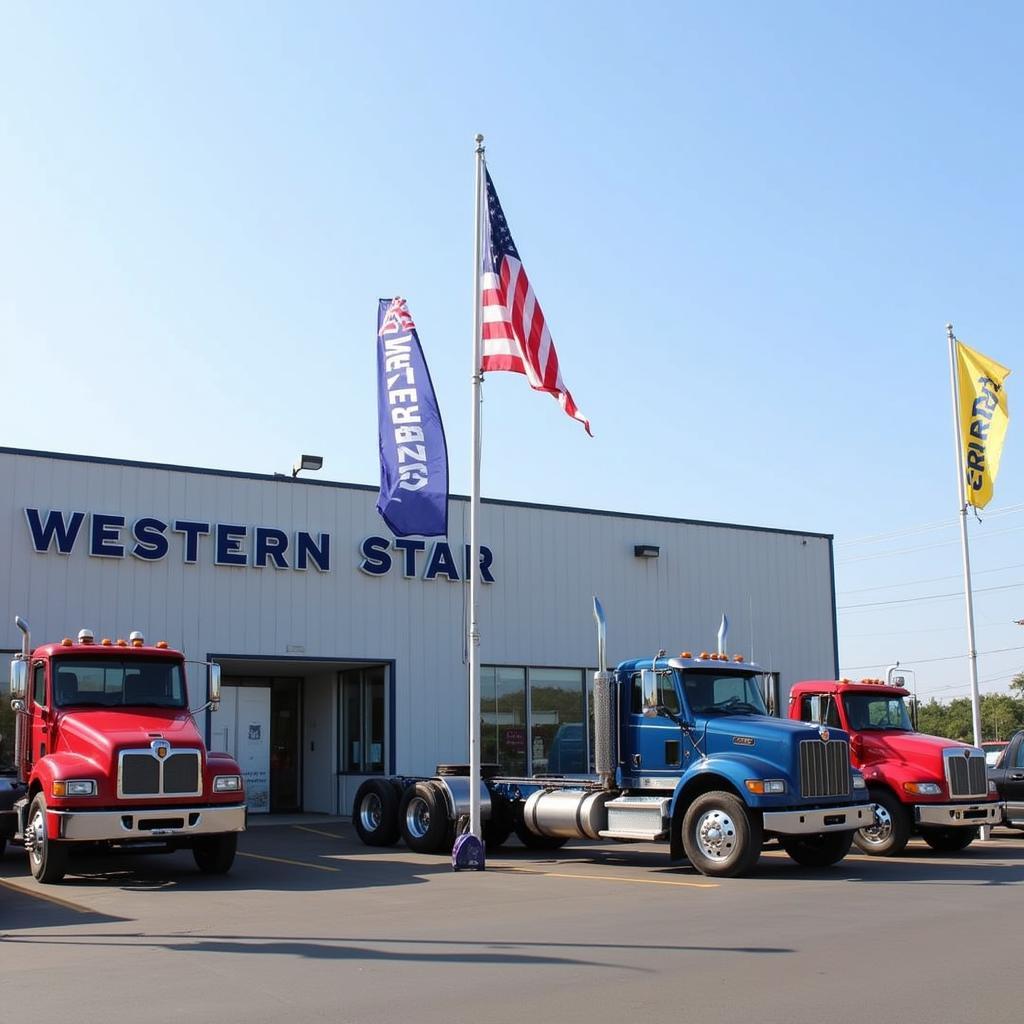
[2,821,1023,1024]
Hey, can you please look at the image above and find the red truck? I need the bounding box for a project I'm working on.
[789,677,1000,855]
[2,617,246,883]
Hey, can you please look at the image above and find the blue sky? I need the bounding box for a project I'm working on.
[2,3,1021,704]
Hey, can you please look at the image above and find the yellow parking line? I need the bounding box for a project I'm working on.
[238,851,340,873]
[490,866,718,889]
[0,876,97,913]
[292,825,345,840]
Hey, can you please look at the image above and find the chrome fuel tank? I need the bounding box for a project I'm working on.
[522,788,614,840]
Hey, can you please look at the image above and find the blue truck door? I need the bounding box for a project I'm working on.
[624,671,683,782]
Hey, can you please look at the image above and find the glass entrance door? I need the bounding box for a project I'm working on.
[270,678,302,813]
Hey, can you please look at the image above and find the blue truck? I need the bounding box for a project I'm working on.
[352,599,873,877]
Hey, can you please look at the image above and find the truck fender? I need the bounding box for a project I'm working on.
[668,755,781,860]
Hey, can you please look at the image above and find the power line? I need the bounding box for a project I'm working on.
[838,563,1024,596]
[837,503,1024,548]
[842,619,1009,639]
[841,643,1024,672]
[837,524,1024,564]
[838,581,1024,611]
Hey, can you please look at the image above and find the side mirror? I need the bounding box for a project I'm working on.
[640,669,659,718]
[10,659,28,701]
[209,663,221,710]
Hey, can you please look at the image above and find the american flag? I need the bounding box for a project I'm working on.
[481,169,591,435]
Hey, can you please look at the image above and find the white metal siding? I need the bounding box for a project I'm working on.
[0,449,836,779]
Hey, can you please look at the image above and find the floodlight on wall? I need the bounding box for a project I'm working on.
[292,454,324,478]
[634,544,660,559]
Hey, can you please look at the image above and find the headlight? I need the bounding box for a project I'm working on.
[745,779,786,794]
[903,782,942,796]
[52,779,97,797]
[852,773,867,790]
[213,775,242,793]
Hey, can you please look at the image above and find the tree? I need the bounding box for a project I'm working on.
[1010,671,1024,699]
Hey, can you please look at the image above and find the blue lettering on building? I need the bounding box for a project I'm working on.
[24,508,332,573]
[359,536,495,583]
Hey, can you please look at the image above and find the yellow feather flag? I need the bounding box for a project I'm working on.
[956,340,1011,509]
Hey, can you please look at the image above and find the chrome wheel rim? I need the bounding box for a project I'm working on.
[359,793,383,833]
[26,805,46,868]
[694,807,737,861]
[404,796,431,839]
[860,803,893,845]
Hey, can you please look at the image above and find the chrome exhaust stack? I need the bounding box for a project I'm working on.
[592,597,616,790]
[717,613,729,656]
[15,616,30,659]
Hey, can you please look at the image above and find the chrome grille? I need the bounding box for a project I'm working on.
[945,749,987,798]
[118,748,202,798]
[799,739,851,798]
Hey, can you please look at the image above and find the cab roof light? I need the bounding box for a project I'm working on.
[101,638,112,646]
[733,655,744,663]
[61,637,73,647]
[698,651,710,660]
[155,641,169,649]
[680,651,693,659]
[77,629,94,645]
[129,631,145,647]
[116,639,128,647]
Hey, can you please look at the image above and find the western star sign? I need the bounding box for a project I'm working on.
[23,509,495,581]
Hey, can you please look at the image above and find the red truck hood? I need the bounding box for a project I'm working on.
[859,729,970,769]
[56,708,203,760]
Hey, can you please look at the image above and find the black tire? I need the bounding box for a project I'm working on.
[398,781,452,854]
[681,790,762,878]
[782,830,854,868]
[482,819,513,850]
[854,789,911,856]
[352,779,401,846]
[921,827,978,853]
[193,833,237,874]
[26,793,69,884]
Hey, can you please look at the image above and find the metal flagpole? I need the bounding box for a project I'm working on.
[947,323,983,750]
[468,133,485,841]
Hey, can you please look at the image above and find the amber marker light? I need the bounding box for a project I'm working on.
[101,638,112,646]
[733,655,744,663]
[61,638,72,646]
[156,641,169,649]
[680,651,693,659]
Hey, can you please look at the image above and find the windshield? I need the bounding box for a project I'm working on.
[53,659,187,709]
[680,671,768,717]
[843,692,912,731]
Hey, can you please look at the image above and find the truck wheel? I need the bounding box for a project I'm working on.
[782,831,853,868]
[921,827,978,853]
[398,781,452,854]
[193,833,237,874]
[352,779,401,846]
[26,794,68,884]
[854,789,911,856]
[681,790,762,877]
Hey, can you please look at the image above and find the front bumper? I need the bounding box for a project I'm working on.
[763,802,875,835]
[52,803,247,842]
[914,801,1001,827]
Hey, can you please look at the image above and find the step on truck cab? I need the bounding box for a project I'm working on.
[789,677,1000,855]
[2,617,247,883]
[352,599,874,878]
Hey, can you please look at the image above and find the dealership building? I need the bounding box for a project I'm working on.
[0,446,839,816]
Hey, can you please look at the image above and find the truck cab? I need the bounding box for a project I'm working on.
[789,678,1000,855]
[5,618,246,883]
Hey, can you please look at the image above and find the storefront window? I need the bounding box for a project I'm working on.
[481,666,527,774]
[530,668,585,774]
[340,667,386,773]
